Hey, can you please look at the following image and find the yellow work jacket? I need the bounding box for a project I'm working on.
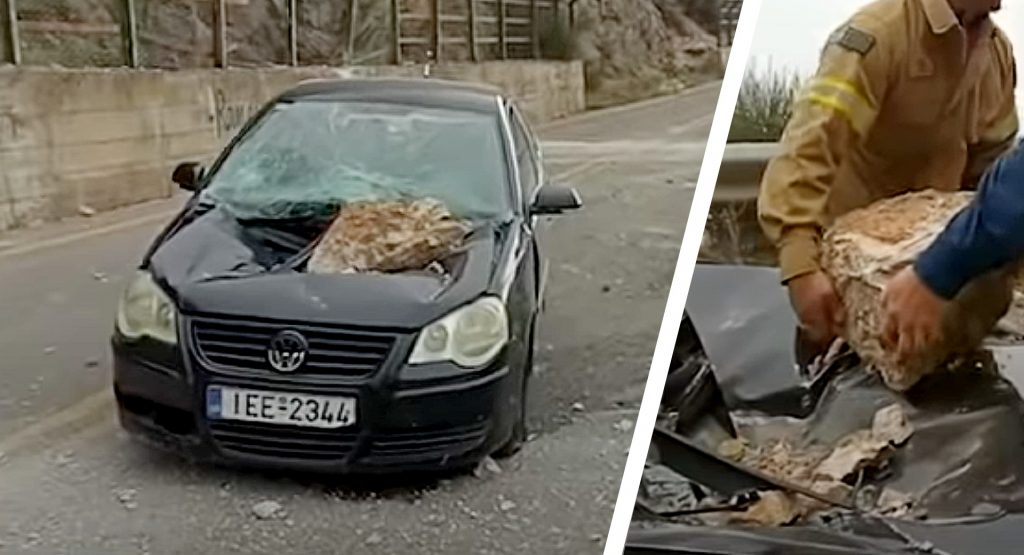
[758,0,1018,282]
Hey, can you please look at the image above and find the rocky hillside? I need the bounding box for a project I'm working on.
[10,0,721,106]
[570,0,721,107]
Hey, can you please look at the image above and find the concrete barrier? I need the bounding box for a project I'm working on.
[0,61,585,232]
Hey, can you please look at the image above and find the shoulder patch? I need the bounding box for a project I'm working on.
[828,25,877,56]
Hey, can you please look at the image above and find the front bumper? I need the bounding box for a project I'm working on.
[112,336,518,474]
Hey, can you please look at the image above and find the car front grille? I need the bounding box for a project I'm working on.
[365,422,490,463]
[190,315,397,378]
[208,420,359,461]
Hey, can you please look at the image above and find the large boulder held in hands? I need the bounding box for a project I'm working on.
[820,190,1015,391]
[307,199,470,275]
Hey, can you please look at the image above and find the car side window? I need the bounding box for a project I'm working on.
[509,106,539,201]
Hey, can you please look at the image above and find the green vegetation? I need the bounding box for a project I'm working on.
[728,62,803,143]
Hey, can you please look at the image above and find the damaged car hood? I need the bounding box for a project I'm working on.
[630,264,1024,555]
[147,207,513,329]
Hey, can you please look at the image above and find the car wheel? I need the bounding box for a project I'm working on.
[493,318,535,459]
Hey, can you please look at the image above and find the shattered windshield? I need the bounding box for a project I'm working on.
[199,99,511,222]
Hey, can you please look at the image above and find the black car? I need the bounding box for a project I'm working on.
[111,78,582,473]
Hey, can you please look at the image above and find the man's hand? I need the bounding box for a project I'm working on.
[882,266,946,362]
[787,271,846,348]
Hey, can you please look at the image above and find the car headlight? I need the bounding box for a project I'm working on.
[116,271,178,344]
[409,297,509,368]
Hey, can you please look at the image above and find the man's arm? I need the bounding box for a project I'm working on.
[962,32,1018,188]
[757,21,893,282]
[915,143,1024,300]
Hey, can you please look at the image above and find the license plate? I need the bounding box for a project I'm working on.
[206,386,356,429]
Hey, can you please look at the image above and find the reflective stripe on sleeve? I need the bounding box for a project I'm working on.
[797,76,877,135]
[982,108,1020,143]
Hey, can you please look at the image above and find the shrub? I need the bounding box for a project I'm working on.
[728,60,803,143]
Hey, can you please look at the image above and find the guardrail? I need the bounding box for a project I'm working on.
[714,141,776,200]
[703,141,778,265]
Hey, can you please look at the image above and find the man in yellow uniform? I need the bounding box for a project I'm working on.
[757,0,1018,347]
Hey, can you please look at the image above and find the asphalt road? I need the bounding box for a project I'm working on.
[0,81,720,555]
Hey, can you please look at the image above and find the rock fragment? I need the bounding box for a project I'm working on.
[473,456,502,478]
[307,199,469,275]
[812,430,891,483]
[821,190,1012,391]
[872,404,913,446]
[716,438,746,461]
[876,488,914,518]
[251,500,284,520]
[729,491,801,526]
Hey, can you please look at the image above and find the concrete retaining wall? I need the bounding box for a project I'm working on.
[0,60,585,232]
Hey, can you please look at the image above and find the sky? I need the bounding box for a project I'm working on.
[746,0,1024,118]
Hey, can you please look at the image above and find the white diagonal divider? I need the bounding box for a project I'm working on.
[601,0,766,552]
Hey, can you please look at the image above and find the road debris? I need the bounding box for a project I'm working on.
[716,438,747,461]
[871,404,913,446]
[78,205,97,217]
[473,456,503,478]
[720,404,916,526]
[84,358,100,368]
[365,532,383,545]
[115,488,138,510]
[729,491,801,526]
[54,450,75,467]
[613,418,634,433]
[91,271,108,282]
[812,430,891,483]
[251,500,285,520]
[499,499,517,512]
[876,488,914,518]
[571,402,586,413]
[43,346,56,355]
[307,199,470,275]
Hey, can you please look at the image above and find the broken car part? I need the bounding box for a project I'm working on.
[650,426,855,511]
[631,263,1024,555]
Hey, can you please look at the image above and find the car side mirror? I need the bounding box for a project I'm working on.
[172,162,205,192]
[531,184,582,215]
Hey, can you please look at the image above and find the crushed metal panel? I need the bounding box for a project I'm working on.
[686,265,805,410]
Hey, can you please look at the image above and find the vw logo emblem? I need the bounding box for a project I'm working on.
[267,330,308,373]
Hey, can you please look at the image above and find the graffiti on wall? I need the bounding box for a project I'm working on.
[213,88,262,139]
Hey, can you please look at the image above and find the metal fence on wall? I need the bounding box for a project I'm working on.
[0,0,560,68]
[392,0,558,64]
[718,0,741,47]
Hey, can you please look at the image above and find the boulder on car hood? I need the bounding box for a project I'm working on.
[307,198,470,275]
[821,190,1016,391]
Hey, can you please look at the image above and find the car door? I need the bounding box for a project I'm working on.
[507,103,546,308]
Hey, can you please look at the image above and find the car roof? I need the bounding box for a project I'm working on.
[279,77,506,114]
